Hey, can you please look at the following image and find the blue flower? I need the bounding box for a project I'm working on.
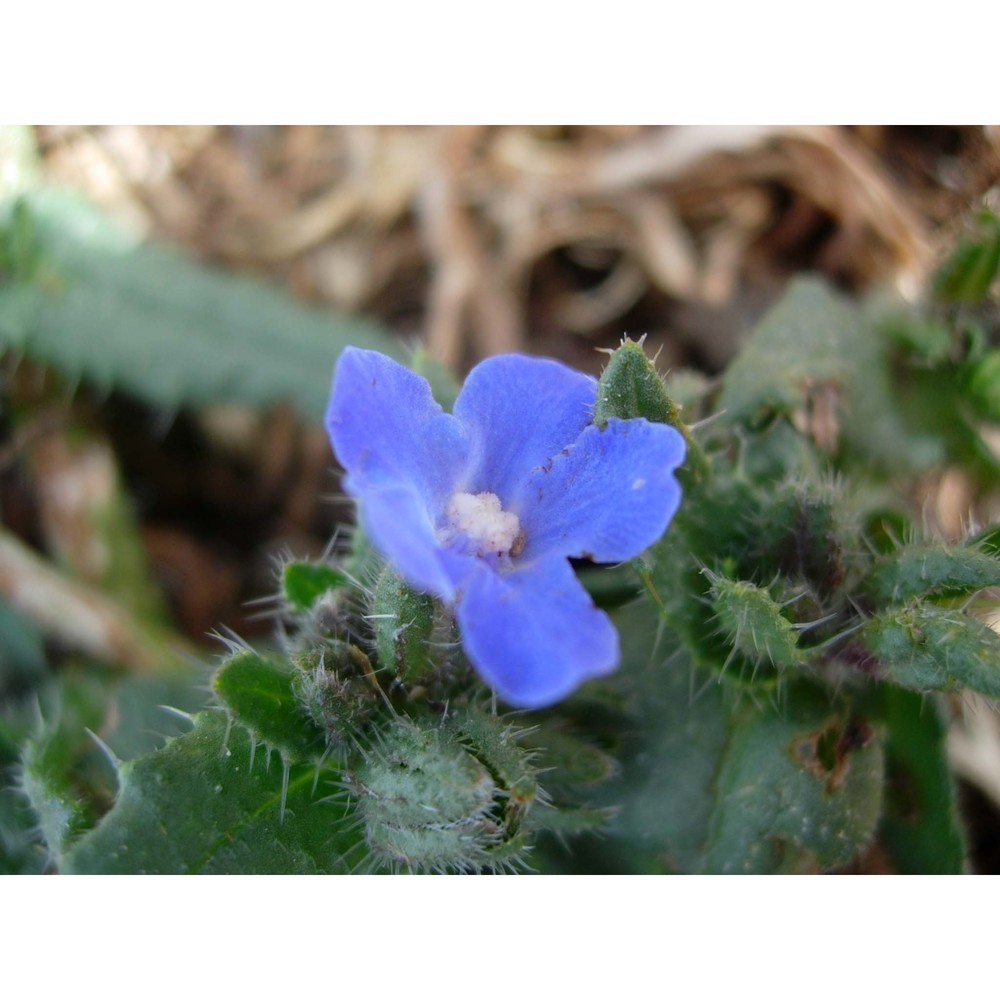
[325,347,686,708]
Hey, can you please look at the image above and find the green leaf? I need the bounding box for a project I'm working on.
[934,210,1000,303]
[102,671,210,761]
[862,603,1000,697]
[718,277,868,425]
[19,673,108,858]
[282,561,349,612]
[0,666,206,869]
[867,542,1000,604]
[878,687,965,874]
[211,651,326,762]
[0,693,49,873]
[880,313,954,365]
[0,596,48,691]
[62,712,362,873]
[698,687,884,873]
[0,190,404,421]
[584,599,884,873]
[0,784,47,874]
[965,350,1000,423]
[717,277,946,475]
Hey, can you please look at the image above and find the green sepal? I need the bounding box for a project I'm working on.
[371,567,436,684]
[862,603,1000,697]
[740,478,856,596]
[292,644,381,749]
[866,542,1000,604]
[212,651,326,763]
[522,723,618,798]
[526,803,615,839]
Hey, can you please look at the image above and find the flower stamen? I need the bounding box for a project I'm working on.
[439,491,522,560]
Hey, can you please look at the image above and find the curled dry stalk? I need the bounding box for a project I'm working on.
[38,125,964,370]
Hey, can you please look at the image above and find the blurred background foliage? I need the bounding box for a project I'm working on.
[2,125,1000,873]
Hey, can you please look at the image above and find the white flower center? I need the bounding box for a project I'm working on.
[439,491,523,558]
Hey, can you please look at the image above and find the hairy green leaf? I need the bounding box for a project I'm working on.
[62,712,361,874]
[862,603,1000,697]
[867,543,1000,604]
[19,674,107,858]
[0,597,47,691]
[878,687,965,873]
[699,688,883,873]
[282,561,349,613]
[718,277,869,425]
[212,651,326,762]
[934,210,1000,302]
[584,600,884,874]
[717,277,958,475]
[0,191,404,420]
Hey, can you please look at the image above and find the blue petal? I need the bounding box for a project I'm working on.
[519,417,686,563]
[326,348,472,600]
[456,557,619,708]
[351,477,476,602]
[326,347,468,511]
[452,354,597,506]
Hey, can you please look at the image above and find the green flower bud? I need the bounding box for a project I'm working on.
[351,714,534,873]
[349,708,539,872]
[709,573,802,672]
[292,643,381,748]
[594,337,684,429]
